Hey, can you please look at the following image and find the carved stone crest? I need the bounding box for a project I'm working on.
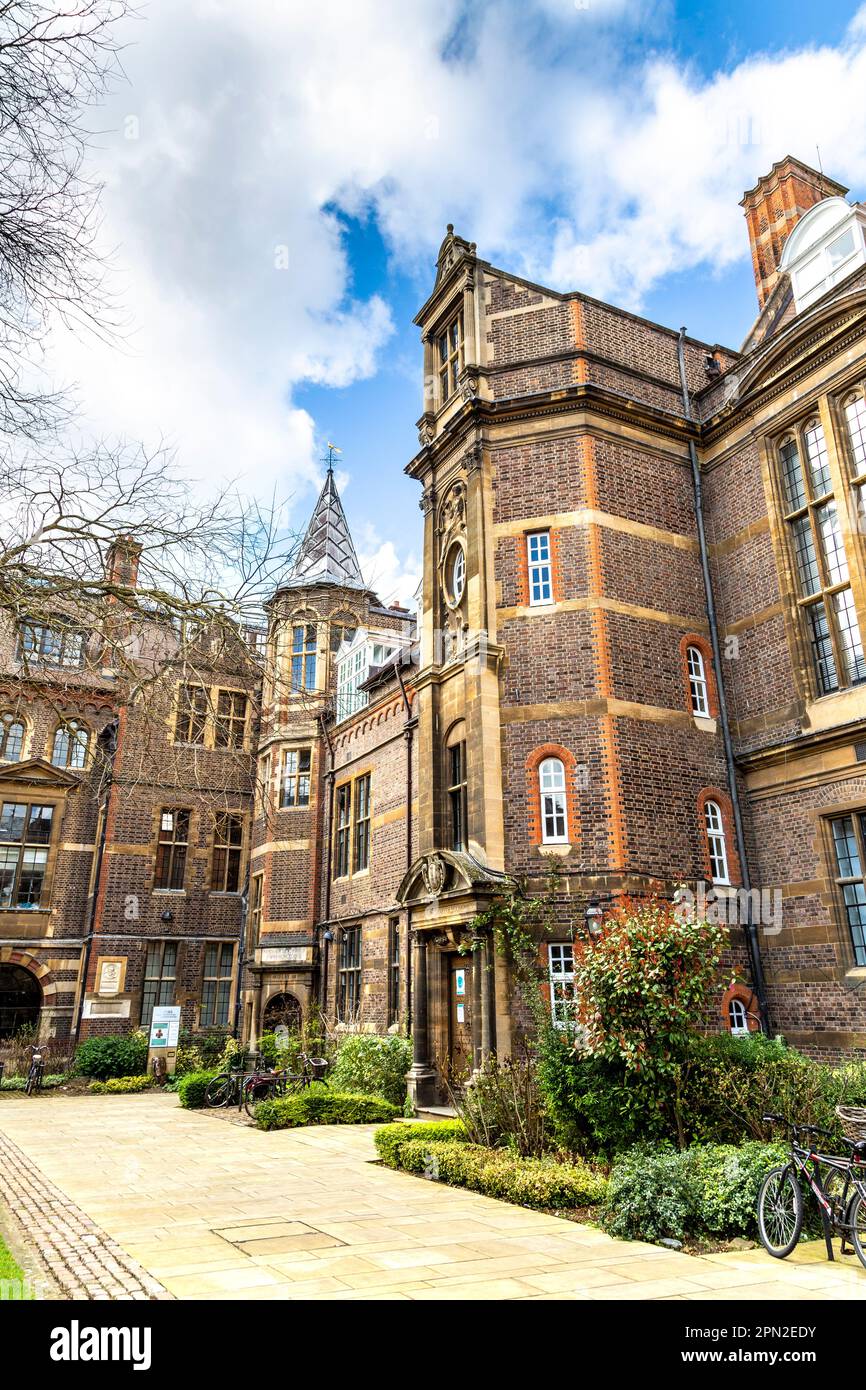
[421,853,448,897]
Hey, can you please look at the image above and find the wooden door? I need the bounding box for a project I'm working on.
[448,956,472,1081]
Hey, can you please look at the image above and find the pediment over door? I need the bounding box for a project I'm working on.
[396,849,511,906]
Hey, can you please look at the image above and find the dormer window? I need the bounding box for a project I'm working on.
[780,197,866,312]
[334,628,402,723]
[438,312,463,403]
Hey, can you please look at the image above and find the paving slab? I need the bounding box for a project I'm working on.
[1,1092,864,1301]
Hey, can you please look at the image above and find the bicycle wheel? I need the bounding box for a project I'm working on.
[281,1073,307,1096]
[205,1074,234,1108]
[757,1166,804,1258]
[243,1080,275,1118]
[846,1191,866,1271]
[24,1069,34,1096]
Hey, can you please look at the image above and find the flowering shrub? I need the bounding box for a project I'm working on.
[574,896,728,1145]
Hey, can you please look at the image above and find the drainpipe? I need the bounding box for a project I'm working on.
[396,662,414,1030]
[677,328,771,1034]
[318,714,335,1017]
[71,712,122,1045]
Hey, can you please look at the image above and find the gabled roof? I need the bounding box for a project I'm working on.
[289,468,365,589]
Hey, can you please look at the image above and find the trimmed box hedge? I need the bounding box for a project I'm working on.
[374,1119,468,1167]
[387,1136,608,1209]
[254,1090,399,1130]
[89,1075,153,1095]
[177,1070,219,1109]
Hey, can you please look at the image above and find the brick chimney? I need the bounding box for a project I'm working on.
[106,534,142,589]
[740,156,848,308]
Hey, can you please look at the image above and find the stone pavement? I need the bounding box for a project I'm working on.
[1,1092,865,1301]
[0,1123,168,1300]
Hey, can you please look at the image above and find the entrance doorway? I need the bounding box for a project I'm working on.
[0,964,41,1038]
[262,992,302,1031]
[447,956,472,1081]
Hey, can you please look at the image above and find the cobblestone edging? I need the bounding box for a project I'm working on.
[0,1128,171,1300]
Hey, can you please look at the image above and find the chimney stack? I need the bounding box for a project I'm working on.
[740,156,848,308]
[106,534,142,589]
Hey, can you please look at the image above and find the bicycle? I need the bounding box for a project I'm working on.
[205,1053,263,1110]
[757,1112,866,1269]
[241,1052,329,1118]
[24,1044,44,1096]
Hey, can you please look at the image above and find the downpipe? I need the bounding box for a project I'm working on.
[677,328,771,1034]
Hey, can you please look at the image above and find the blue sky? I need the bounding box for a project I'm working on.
[46,0,866,606]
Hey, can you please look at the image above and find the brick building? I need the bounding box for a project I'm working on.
[4,154,866,1096]
[0,541,260,1048]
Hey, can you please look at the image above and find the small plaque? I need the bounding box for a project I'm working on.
[260,946,307,965]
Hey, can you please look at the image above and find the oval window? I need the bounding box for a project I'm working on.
[446,544,465,606]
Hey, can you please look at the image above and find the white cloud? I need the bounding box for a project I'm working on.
[357,526,422,612]
[36,0,866,578]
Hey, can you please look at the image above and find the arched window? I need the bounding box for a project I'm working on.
[686,645,710,717]
[445,722,467,852]
[539,757,567,844]
[844,393,866,480]
[728,997,750,1036]
[704,799,730,885]
[0,715,25,762]
[51,721,89,770]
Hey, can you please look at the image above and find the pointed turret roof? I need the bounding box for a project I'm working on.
[290,464,364,589]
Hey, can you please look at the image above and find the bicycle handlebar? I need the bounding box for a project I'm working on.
[762,1113,835,1140]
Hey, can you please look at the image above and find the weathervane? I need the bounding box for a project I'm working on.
[324,441,341,475]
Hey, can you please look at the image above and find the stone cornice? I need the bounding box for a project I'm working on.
[405,382,698,479]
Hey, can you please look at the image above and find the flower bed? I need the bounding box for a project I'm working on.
[375,1121,607,1210]
[88,1075,153,1095]
[601,1141,789,1244]
[254,1089,399,1130]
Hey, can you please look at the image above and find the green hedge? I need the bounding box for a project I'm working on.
[73,1033,149,1080]
[89,1075,153,1095]
[375,1119,468,1168]
[389,1137,607,1209]
[254,1090,399,1130]
[601,1141,789,1244]
[540,1030,866,1155]
[329,1034,412,1107]
[177,1070,219,1109]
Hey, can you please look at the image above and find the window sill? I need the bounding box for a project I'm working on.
[208,891,242,898]
[693,715,717,733]
[152,889,187,896]
[538,842,571,857]
[352,868,370,880]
